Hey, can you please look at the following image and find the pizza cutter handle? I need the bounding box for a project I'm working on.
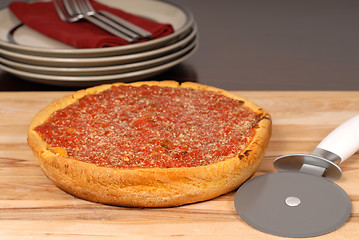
[316,114,359,164]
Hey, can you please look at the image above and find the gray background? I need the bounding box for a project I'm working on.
[1,0,358,90]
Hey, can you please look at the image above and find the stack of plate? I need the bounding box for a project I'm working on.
[0,0,198,86]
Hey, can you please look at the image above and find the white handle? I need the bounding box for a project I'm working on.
[316,114,359,163]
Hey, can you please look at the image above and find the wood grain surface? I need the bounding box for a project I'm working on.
[1,91,358,239]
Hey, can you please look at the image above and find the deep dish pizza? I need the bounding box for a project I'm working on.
[27,81,271,207]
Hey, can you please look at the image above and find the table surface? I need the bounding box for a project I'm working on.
[1,91,359,239]
[1,0,359,91]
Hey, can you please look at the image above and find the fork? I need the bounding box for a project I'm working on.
[80,0,153,38]
[71,0,148,40]
[53,0,138,42]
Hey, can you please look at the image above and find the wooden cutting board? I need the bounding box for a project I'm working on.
[1,91,358,239]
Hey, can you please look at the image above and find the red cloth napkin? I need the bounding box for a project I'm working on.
[9,0,174,49]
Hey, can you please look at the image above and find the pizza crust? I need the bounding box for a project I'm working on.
[27,81,271,207]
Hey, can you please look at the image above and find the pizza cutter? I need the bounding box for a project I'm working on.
[235,114,359,238]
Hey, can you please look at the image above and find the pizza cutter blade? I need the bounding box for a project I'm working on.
[235,114,359,238]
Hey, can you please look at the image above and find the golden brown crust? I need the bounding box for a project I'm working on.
[27,81,271,207]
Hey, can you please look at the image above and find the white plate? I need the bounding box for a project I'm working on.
[0,25,197,67]
[0,0,193,57]
[0,43,198,86]
[0,37,197,76]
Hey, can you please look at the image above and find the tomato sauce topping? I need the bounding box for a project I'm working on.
[35,84,259,168]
